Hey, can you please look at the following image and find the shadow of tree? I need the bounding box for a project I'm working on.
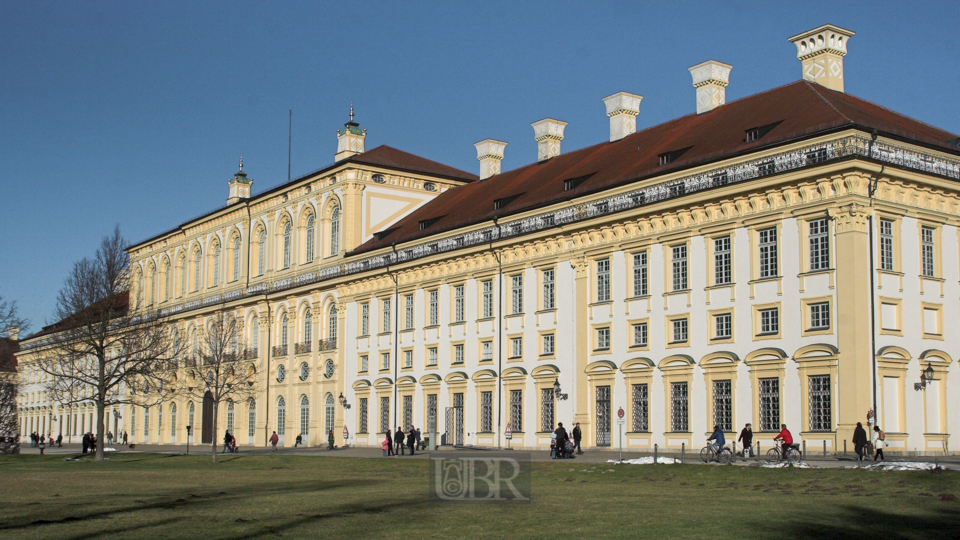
[780,504,960,539]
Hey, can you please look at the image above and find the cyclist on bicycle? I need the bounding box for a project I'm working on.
[707,425,726,454]
[773,424,798,455]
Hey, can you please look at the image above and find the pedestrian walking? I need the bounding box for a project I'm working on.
[395,427,405,456]
[327,429,334,450]
[56,434,62,448]
[107,431,113,445]
[407,427,416,456]
[852,422,868,462]
[122,431,128,445]
[295,433,302,447]
[382,435,390,457]
[386,430,394,456]
[81,432,90,454]
[872,426,885,461]
[553,423,568,459]
[738,423,754,457]
[222,430,232,453]
[39,438,45,455]
[270,431,279,451]
[572,422,583,454]
[416,428,422,450]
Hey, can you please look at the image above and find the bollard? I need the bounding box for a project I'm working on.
[681,442,685,464]
[756,440,760,461]
[823,440,827,458]
[844,439,847,456]
[802,440,806,460]
[654,443,658,464]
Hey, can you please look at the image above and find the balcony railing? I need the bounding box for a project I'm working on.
[272,345,288,357]
[318,338,337,351]
[294,341,312,354]
[182,356,197,368]
[242,348,258,360]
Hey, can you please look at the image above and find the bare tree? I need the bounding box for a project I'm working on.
[178,310,259,462]
[0,291,24,453]
[0,381,18,454]
[0,290,28,338]
[36,226,181,461]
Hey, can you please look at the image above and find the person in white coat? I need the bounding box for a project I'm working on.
[872,426,885,461]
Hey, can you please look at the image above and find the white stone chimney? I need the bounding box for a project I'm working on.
[688,60,732,114]
[475,139,507,180]
[602,92,643,142]
[788,24,855,93]
[531,118,567,162]
[7,326,18,341]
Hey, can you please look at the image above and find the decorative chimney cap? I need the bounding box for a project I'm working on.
[788,24,854,59]
[688,60,732,88]
[602,91,643,117]
[475,139,508,160]
[531,118,567,162]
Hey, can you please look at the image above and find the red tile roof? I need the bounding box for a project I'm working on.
[23,291,130,342]
[348,145,478,182]
[350,81,959,255]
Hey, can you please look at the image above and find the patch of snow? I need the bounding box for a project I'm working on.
[608,457,680,465]
[103,447,118,452]
[860,461,938,471]
[761,461,811,468]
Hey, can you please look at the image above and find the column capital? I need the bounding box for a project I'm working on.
[828,203,872,233]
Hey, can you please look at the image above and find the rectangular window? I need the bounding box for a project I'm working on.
[921,226,935,277]
[427,394,437,436]
[511,275,523,314]
[714,236,731,285]
[632,323,648,347]
[759,377,780,432]
[403,350,413,369]
[510,337,523,358]
[596,259,610,302]
[758,228,778,278]
[714,313,732,339]
[809,302,830,330]
[404,294,414,330]
[632,383,648,432]
[428,290,439,326]
[360,303,369,336]
[403,395,413,430]
[380,397,390,433]
[633,252,648,296]
[541,388,555,432]
[481,341,493,361]
[879,219,894,271]
[809,218,830,271]
[381,298,391,333]
[481,392,493,432]
[671,245,687,291]
[808,375,831,432]
[510,390,523,432]
[759,308,779,335]
[671,318,688,343]
[670,382,688,432]
[428,347,438,366]
[381,352,390,371]
[358,398,368,434]
[712,379,732,432]
[542,269,555,310]
[453,344,464,364]
[482,280,493,318]
[359,355,368,373]
[453,285,465,322]
[542,333,555,355]
[596,327,610,350]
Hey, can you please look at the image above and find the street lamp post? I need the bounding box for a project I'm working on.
[914,363,935,391]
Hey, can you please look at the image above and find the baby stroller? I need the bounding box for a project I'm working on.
[563,438,576,459]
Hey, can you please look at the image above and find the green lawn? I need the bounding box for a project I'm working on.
[1,453,958,539]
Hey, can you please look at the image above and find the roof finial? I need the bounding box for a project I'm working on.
[349,102,354,122]
[238,155,243,171]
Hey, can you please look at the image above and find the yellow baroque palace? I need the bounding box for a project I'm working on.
[16,25,960,455]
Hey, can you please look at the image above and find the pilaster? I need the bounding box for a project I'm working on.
[572,257,591,438]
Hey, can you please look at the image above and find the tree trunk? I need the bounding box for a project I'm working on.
[95,396,105,461]
[211,401,218,463]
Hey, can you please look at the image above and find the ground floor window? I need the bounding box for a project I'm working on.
[380,397,389,434]
[403,395,413,430]
[808,375,831,432]
[427,394,437,435]
[247,400,256,438]
[759,377,780,432]
[299,396,309,436]
[632,384,648,432]
[510,390,523,432]
[541,388,554,432]
[670,382,688,432]
[713,380,732,432]
[359,398,368,434]
[480,392,492,432]
[324,394,335,435]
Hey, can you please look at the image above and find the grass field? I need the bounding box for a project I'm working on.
[1,453,958,539]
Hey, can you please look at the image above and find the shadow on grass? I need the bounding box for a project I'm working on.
[780,504,960,539]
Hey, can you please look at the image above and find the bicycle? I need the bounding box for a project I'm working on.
[765,440,802,464]
[700,443,734,464]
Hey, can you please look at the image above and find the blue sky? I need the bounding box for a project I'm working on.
[2,0,958,332]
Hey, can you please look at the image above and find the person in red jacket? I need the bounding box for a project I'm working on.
[773,424,798,455]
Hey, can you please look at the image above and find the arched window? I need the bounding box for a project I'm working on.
[170,403,177,439]
[212,243,221,286]
[277,396,286,436]
[282,222,292,269]
[232,237,241,282]
[247,399,256,438]
[149,265,156,305]
[143,406,150,439]
[164,261,171,301]
[158,404,163,436]
[180,256,187,297]
[324,393,335,435]
[137,272,144,307]
[257,230,266,276]
[305,215,315,263]
[303,309,312,345]
[251,317,259,353]
[188,402,195,440]
[191,330,198,357]
[300,395,309,436]
[280,314,288,348]
[193,249,202,291]
[329,206,340,256]
[328,304,337,342]
[226,400,234,433]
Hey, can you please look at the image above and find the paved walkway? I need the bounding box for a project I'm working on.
[16,442,960,469]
